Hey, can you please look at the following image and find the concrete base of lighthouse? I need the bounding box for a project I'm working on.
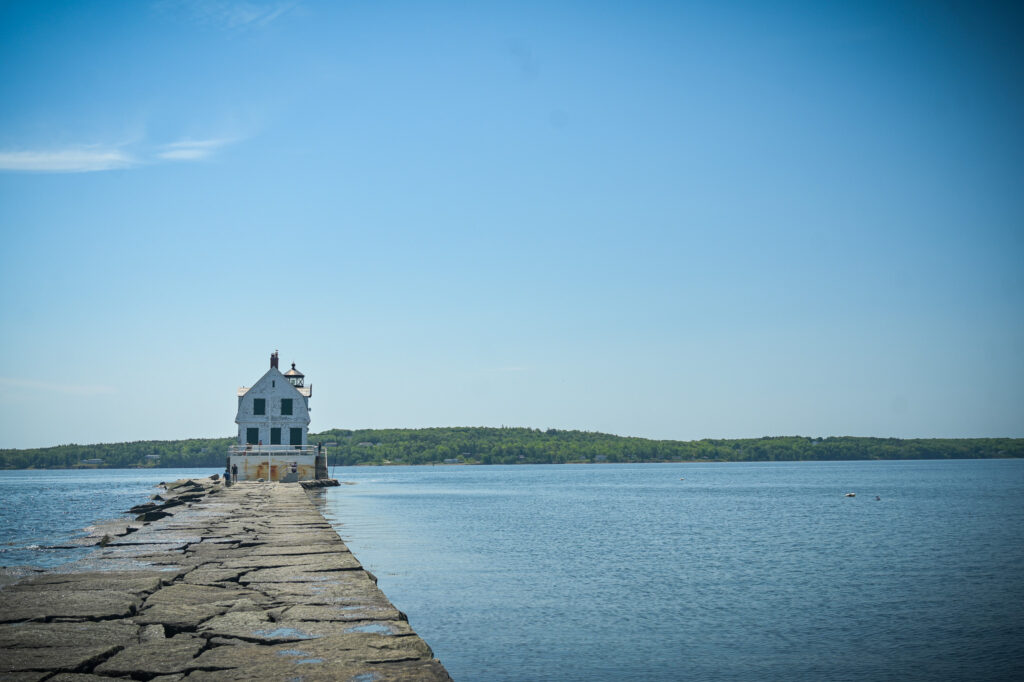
[228,449,328,482]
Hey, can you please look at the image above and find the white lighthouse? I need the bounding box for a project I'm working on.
[228,351,326,482]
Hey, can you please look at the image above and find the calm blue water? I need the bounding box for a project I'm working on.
[2,462,1022,680]
[317,461,1024,681]
[0,468,216,568]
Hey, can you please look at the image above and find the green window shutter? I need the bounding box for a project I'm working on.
[246,428,259,444]
[253,398,265,415]
[290,428,302,445]
[280,399,292,416]
[270,428,281,445]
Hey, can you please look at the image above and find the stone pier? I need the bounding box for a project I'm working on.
[0,478,451,681]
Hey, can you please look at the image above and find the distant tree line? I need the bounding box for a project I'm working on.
[0,437,235,469]
[1,427,1021,469]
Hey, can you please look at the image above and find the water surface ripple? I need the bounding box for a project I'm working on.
[318,460,1024,681]
[0,468,216,568]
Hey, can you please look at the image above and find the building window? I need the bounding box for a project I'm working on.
[246,428,259,445]
[290,427,302,445]
[281,398,293,416]
[270,428,281,445]
[253,398,266,415]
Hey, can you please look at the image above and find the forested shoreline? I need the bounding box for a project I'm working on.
[1,427,1021,469]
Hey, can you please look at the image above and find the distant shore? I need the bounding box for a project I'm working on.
[3,428,1022,470]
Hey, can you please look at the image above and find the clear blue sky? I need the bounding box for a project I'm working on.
[1,1,1021,449]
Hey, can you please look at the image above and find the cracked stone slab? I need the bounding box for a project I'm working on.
[144,583,268,606]
[132,602,237,630]
[197,611,413,642]
[280,603,405,622]
[206,636,248,646]
[245,543,349,556]
[81,545,190,565]
[94,634,205,677]
[259,525,336,532]
[0,673,49,682]
[249,572,392,604]
[220,552,360,571]
[328,619,414,637]
[189,633,439,674]
[239,533,343,546]
[140,623,167,641]
[45,556,187,576]
[11,570,171,595]
[187,543,250,558]
[0,644,124,674]
[0,589,140,623]
[43,671,133,675]
[45,676,184,682]
[112,535,203,548]
[131,553,215,568]
[239,566,360,583]
[0,620,139,649]
[91,541,192,552]
[181,567,249,585]
[186,657,451,681]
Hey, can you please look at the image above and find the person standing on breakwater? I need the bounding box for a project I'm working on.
[232,463,238,481]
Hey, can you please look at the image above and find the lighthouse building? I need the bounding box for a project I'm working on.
[229,352,326,482]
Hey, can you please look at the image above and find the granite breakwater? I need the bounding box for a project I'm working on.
[0,476,451,681]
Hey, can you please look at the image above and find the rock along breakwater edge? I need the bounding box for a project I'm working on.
[0,476,451,681]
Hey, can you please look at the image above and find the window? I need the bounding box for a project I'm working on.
[290,427,302,445]
[280,398,293,416]
[270,428,281,445]
[253,398,265,415]
[246,428,259,445]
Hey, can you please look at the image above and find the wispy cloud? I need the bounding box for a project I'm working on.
[0,377,116,396]
[157,138,232,161]
[155,0,299,29]
[0,137,238,173]
[0,148,136,173]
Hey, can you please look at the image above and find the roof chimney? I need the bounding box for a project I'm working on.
[270,351,279,369]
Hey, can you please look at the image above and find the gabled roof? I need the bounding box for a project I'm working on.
[237,366,310,398]
[241,384,310,397]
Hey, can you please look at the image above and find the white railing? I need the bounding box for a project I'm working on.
[228,444,320,456]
